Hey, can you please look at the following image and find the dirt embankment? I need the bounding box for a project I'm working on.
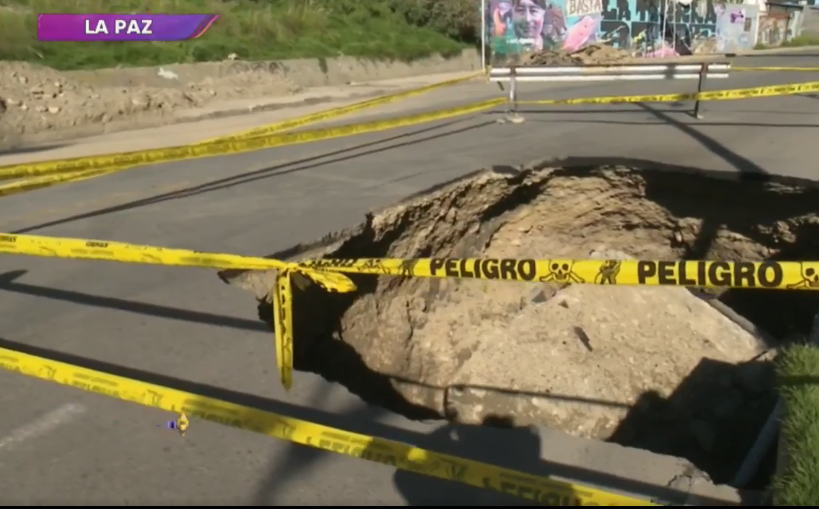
[0,60,300,147]
[507,43,724,66]
[223,159,819,484]
[0,51,480,149]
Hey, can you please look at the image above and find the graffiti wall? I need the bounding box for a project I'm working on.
[486,0,758,64]
[758,10,791,46]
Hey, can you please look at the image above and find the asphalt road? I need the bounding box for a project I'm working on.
[0,52,818,505]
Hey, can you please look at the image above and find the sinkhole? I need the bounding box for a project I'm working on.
[220,157,819,488]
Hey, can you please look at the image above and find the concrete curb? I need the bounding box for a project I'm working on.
[728,45,819,56]
[65,50,482,91]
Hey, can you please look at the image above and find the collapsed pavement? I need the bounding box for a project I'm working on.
[221,157,819,501]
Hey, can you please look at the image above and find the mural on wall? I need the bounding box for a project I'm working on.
[486,0,757,63]
[488,0,603,58]
[757,12,789,46]
[714,3,758,53]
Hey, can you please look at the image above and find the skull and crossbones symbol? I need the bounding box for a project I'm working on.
[787,262,819,289]
[540,260,585,284]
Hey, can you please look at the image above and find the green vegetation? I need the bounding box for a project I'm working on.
[781,33,819,48]
[755,33,819,50]
[773,343,819,506]
[0,0,479,70]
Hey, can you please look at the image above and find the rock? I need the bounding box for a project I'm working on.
[47,106,60,114]
[130,96,149,109]
[157,67,178,80]
[526,284,556,304]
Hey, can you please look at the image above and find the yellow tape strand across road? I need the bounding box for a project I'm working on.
[299,257,819,291]
[0,346,653,506]
[5,233,819,389]
[0,98,503,182]
[0,232,357,389]
[0,168,113,198]
[519,79,819,106]
[201,72,483,143]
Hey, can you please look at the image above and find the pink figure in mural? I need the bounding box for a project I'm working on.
[644,43,678,58]
[562,15,598,52]
[491,0,513,37]
[730,9,747,24]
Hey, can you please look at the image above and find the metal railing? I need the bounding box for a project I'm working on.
[489,62,732,121]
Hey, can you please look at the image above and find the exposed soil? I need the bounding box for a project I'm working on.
[522,44,635,66]
[507,43,724,67]
[220,158,819,486]
[0,60,299,147]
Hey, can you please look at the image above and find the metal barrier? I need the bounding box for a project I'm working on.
[489,62,732,121]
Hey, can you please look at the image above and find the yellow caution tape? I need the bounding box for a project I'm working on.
[518,79,819,106]
[6,231,819,394]
[273,269,295,390]
[202,72,484,143]
[0,232,356,389]
[299,257,819,290]
[0,168,115,198]
[733,66,819,72]
[2,78,815,190]
[0,345,654,505]
[0,98,503,182]
[0,74,481,197]
[0,233,354,291]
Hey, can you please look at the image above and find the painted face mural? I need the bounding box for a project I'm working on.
[512,0,548,45]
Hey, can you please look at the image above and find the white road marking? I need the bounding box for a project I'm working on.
[0,403,86,454]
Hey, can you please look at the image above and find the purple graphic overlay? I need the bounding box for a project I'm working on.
[37,14,219,42]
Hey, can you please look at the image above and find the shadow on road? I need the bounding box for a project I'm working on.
[12,116,496,235]
[0,269,269,333]
[0,143,70,158]
[390,415,541,506]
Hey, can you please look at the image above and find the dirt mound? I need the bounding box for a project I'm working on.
[521,43,632,66]
[222,158,819,482]
[0,61,299,145]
